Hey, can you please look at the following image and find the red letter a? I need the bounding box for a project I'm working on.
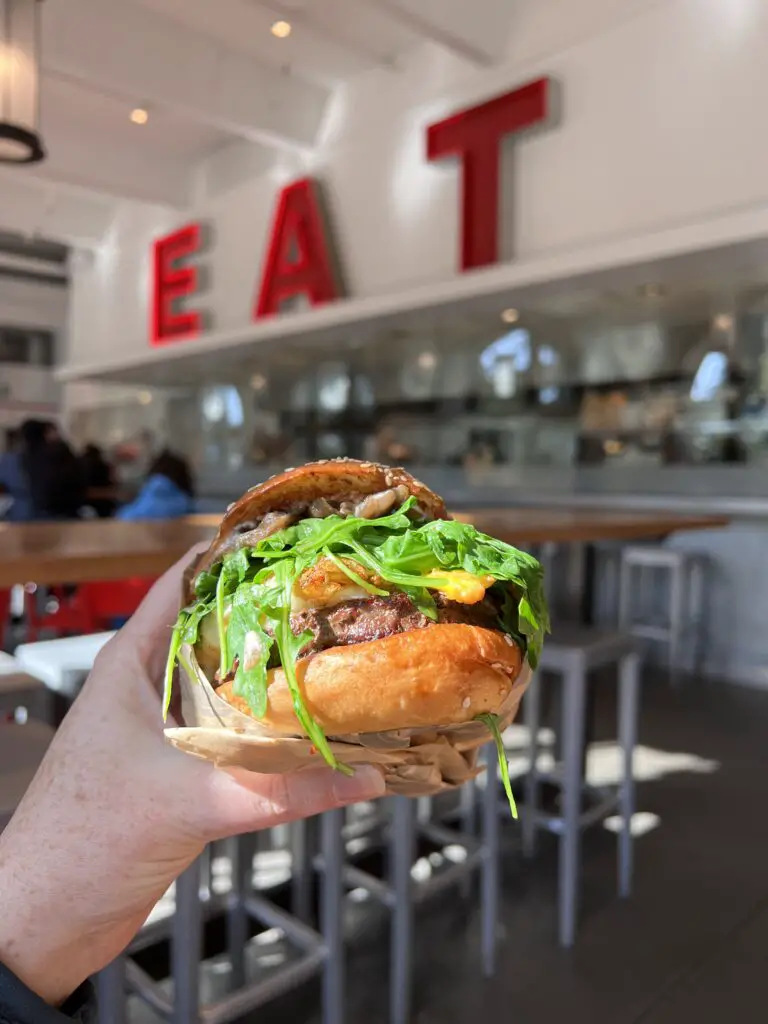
[254,178,340,318]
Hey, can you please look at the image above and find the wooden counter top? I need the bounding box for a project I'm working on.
[0,508,729,588]
[451,508,729,546]
[0,518,214,588]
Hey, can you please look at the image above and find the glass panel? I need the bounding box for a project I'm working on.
[69,304,768,483]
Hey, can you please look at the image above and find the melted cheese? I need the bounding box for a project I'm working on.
[291,556,383,612]
[424,569,495,605]
[290,583,372,613]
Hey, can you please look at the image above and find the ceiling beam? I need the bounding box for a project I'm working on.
[0,171,114,249]
[360,0,496,66]
[35,117,196,209]
[252,0,396,72]
[43,0,331,153]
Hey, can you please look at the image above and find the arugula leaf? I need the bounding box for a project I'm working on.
[477,712,518,819]
[322,546,389,596]
[268,561,352,774]
[163,613,186,721]
[401,585,438,621]
[216,570,229,679]
[163,600,213,721]
[227,597,272,718]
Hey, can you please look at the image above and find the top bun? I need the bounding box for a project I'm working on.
[192,459,447,594]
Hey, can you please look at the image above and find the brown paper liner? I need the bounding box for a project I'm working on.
[166,642,532,797]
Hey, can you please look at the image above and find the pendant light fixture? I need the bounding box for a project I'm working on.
[0,0,45,164]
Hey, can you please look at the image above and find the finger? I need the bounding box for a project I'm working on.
[201,765,386,841]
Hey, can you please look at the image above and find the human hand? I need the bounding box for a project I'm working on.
[0,549,384,1006]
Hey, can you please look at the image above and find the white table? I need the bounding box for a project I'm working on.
[14,632,115,699]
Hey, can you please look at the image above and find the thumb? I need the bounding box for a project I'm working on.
[199,764,386,841]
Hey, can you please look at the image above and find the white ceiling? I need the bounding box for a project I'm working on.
[0,0,518,242]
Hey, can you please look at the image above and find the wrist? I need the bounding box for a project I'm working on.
[0,853,98,1006]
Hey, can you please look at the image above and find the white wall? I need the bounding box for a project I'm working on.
[66,0,768,373]
[0,276,68,427]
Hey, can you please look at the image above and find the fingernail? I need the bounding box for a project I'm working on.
[332,765,386,803]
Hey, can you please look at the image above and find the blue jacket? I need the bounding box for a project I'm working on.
[116,474,194,521]
[0,451,33,521]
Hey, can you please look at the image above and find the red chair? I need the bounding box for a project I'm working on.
[0,588,10,648]
[24,578,156,640]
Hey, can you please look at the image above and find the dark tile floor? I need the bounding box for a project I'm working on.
[289,674,768,1024]
[128,672,768,1024]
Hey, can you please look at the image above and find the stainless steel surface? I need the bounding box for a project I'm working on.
[481,747,499,978]
[172,858,203,1024]
[618,653,641,899]
[559,661,587,949]
[320,808,345,1024]
[390,796,415,1024]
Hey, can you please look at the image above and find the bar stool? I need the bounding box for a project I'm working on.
[520,626,640,947]
[99,813,346,1024]
[618,545,706,682]
[332,749,500,1024]
[0,657,53,724]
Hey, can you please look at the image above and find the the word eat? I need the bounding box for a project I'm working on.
[149,77,551,346]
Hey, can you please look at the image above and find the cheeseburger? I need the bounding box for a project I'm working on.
[164,460,548,810]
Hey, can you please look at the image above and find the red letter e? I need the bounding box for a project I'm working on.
[150,223,202,346]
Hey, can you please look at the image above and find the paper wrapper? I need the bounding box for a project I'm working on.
[166,644,532,797]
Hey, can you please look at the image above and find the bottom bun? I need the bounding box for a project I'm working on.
[217,623,523,736]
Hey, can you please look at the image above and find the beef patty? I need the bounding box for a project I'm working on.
[289,589,502,658]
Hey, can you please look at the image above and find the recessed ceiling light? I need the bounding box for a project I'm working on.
[713,313,734,332]
[250,372,267,391]
[501,308,519,324]
[271,20,292,38]
[137,389,153,405]
[417,351,437,370]
[130,108,149,125]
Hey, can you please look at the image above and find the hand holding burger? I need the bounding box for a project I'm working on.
[0,550,384,1012]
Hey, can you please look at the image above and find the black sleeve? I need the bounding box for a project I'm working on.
[0,963,96,1024]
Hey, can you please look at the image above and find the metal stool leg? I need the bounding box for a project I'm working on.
[172,856,203,1024]
[689,557,707,677]
[522,672,541,859]
[668,561,684,685]
[390,796,415,1024]
[228,834,255,988]
[96,957,127,1024]
[618,554,633,631]
[321,808,345,1024]
[559,664,586,948]
[459,776,478,836]
[290,816,315,924]
[481,745,499,977]
[618,652,640,898]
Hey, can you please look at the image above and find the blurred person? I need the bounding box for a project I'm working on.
[81,443,117,518]
[19,420,86,521]
[0,427,32,521]
[0,549,383,1022]
[116,449,195,520]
